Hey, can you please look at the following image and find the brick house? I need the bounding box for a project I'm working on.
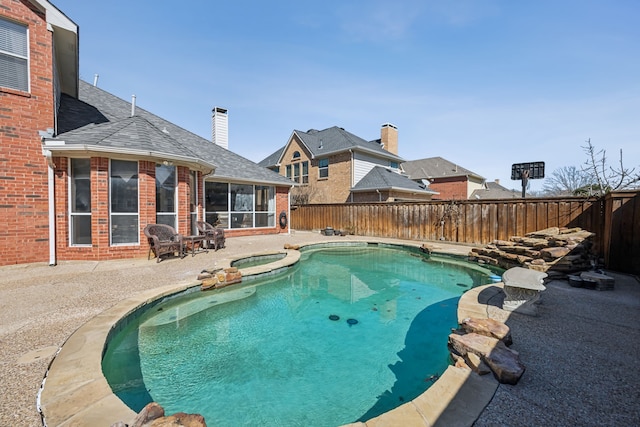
[259,124,436,204]
[0,1,293,266]
[401,157,486,200]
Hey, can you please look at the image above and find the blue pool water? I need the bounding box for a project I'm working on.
[102,245,499,426]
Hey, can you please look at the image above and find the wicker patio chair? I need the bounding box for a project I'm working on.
[143,224,184,262]
[196,221,226,250]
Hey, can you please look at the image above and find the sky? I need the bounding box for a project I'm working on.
[52,0,640,192]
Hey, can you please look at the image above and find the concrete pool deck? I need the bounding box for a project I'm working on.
[1,231,638,426]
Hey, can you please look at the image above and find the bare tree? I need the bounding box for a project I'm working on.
[542,165,594,196]
[291,185,317,205]
[582,138,640,196]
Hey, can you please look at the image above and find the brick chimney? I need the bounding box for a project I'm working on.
[212,107,228,149]
[380,123,398,155]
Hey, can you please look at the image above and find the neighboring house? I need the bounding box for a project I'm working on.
[401,157,486,200]
[0,1,292,266]
[351,166,438,202]
[259,124,436,204]
[470,180,521,200]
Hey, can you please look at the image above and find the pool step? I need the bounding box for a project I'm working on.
[140,286,256,327]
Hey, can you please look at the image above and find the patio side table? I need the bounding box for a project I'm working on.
[182,235,208,257]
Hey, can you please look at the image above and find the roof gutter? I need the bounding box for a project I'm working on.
[42,142,216,174]
[206,175,295,187]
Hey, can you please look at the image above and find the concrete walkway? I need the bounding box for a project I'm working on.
[1,231,638,426]
[474,270,640,427]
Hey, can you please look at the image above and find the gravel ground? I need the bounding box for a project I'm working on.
[1,232,638,426]
[474,271,640,427]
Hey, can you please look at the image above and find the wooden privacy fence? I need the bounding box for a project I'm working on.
[290,191,640,275]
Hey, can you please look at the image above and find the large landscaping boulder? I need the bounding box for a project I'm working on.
[460,317,513,346]
[449,332,525,385]
[112,402,207,427]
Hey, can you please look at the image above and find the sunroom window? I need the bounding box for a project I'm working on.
[230,184,254,228]
[204,182,275,229]
[204,182,229,228]
[0,18,29,92]
[255,186,275,227]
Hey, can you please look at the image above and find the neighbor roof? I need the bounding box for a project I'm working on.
[47,80,293,186]
[259,126,404,167]
[471,181,521,199]
[401,156,485,181]
[351,166,438,194]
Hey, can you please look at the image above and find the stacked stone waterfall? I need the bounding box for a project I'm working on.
[468,227,596,277]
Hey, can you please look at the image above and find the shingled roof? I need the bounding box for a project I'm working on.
[49,80,293,186]
[401,156,485,181]
[471,181,521,199]
[259,126,404,167]
[351,166,437,194]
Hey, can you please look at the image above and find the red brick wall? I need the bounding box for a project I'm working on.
[429,177,468,200]
[49,157,290,261]
[0,3,54,265]
[52,160,204,261]
[0,3,291,265]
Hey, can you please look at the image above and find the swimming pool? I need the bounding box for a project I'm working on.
[102,245,499,426]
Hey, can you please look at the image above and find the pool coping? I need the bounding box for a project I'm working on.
[38,243,501,427]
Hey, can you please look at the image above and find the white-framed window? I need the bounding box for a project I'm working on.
[293,163,300,183]
[155,163,176,228]
[319,158,329,178]
[69,158,91,246]
[389,161,399,169]
[0,18,29,92]
[204,182,275,229]
[109,159,139,245]
[289,160,308,183]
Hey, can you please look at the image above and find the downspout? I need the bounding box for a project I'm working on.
[349,149,354,202]
[376,189,381,202]
[43,149,57,266]
[349,148,354,185]
[287,189,291,235]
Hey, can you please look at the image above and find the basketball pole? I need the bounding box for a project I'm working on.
[521,169,529,198]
